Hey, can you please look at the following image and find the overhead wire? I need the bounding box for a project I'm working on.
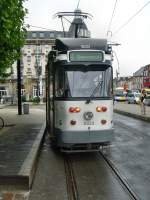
[107,0,118,36]
[113,1,150,36]
[77,0,81,9]
[26,24,56,31]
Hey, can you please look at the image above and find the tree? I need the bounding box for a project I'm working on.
[0,0,27,76]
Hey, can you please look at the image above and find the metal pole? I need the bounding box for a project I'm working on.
[75,24,78,38]
[60,17,65,37]
[36,44,40,98]
[17,53,22,115]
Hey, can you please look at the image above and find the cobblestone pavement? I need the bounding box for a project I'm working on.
[0,104,46,200]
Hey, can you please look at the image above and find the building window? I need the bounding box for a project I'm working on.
[21,89,26,95]
[33,85,44,97]
[33,86,37,97]
[56,33,62,38]
[40,32,44,38]
[27,68,31,72]
[27,68,32,75]
[50,33,54,38]
[35,46,42,54]
[32,32,37,38]
[27,56,31,62]
[35,55,41,63]
[0,87,7,98]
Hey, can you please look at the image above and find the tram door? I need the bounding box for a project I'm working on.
[46,60,55,138]
[49,66,55,138]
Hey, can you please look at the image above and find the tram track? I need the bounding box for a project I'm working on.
[64,150,140,200]
[99,150,140,200]
[30,137,142,200]
[64,155,79,200]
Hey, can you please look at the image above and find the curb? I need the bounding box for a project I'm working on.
[114,109,150,122]
[0,123,46,189]
[19,122,46,189]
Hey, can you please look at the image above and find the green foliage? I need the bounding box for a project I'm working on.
[21,95,26,102]
[31,96,40,104]
[0,0,27,76]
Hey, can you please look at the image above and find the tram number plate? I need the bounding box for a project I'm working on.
[84,121,94,125]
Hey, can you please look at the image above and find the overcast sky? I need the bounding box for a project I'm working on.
[24,0,150,77]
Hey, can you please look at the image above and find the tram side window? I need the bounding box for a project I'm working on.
[55,69,64,97]
[104,67,112,97]
[55,69,71,97]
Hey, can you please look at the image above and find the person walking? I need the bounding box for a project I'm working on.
[140,90,146,115]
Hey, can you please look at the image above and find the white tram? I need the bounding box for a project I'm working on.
[46,38,114,152]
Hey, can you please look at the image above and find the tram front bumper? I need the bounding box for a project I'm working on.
[55,128,114,147]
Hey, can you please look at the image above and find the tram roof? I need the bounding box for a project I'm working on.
[55,38,108,52]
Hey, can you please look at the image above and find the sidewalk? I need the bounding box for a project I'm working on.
[114,102,150,122]
[0,105,45,189]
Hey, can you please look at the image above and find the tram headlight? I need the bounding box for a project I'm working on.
[75,107,80,112]
[96,106,102,112]
[69,107,80,113]
[69,107,75,112]
[96,106,107,112]
[101,106,107,112]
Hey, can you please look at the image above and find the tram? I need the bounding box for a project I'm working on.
[46,38,114,152]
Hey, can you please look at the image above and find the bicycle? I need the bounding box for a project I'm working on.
[0,116,4,129]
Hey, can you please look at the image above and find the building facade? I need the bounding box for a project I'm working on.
[0,31,63,102]
[114,64,150,91]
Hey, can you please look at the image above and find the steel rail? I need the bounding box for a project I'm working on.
[64,155,79,200]
[99,150,141,200]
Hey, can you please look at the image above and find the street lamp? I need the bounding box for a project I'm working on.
[35,44,43,102]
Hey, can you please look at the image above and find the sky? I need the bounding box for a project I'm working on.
[24,0,150,77]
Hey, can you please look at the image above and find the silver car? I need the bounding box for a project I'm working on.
[127,93,141,104]
[144,96,150,106]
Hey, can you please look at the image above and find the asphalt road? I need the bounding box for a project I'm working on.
[107,113,150,200]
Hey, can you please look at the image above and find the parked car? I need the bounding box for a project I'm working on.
[144,96,150,106]
[126,93,141,104]
[131,89,140,94]
[143,88,150,97]
[114,93,126,101]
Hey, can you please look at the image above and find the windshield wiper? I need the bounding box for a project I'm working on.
[86,81,103,104]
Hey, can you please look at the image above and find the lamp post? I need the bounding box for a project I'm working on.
[35,44,43,102]
[17,50,22,115]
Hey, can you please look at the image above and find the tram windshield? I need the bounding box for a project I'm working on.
[55,67,112,98]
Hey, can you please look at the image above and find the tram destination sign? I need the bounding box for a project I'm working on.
[68,51,104,62]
